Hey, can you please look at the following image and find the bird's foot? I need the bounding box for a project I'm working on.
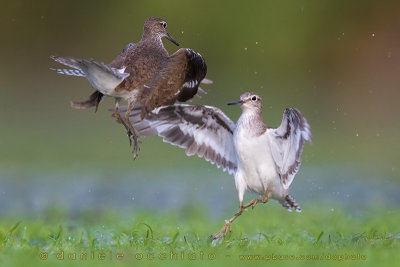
[132,135,141,159]
[242,196,268,210]
[126,130,141,159]
[251,199,259,209]
[212,221,231,240]
[127,129,133,147]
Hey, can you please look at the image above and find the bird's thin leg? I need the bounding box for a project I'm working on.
[212,195,269,240]
[113,98,133,146]
[212,202,243,240]
[123,101,140,159]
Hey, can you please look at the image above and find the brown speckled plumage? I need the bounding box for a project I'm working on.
[52,17,210,158]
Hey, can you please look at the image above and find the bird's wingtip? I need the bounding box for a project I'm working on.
[201,78,213,84]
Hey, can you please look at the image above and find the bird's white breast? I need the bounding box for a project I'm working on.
[233,126,283,199]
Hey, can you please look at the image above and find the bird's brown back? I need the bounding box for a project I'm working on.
[139,48,195,114]
[112,41,169,93]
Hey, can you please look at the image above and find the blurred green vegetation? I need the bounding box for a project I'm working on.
[0,205,399,267]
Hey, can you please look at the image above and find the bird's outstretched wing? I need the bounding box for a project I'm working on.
[118,104,237,174]
[140,48,208,114]
[266,108,311,190]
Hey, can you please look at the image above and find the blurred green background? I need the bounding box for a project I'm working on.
[0,0,399,234]
[1,1,400,266]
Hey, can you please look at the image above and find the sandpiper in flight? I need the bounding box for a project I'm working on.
[116,92,311,239]
[51,17,210,158]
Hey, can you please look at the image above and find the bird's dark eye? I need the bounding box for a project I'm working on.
[251,96,257,101]
[162,22,167,29]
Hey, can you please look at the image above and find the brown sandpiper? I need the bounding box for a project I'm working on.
[115,92,311,239]
[51,17,210,158]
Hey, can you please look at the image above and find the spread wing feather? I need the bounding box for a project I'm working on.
[266,108,311,189]
[118,104,237,174]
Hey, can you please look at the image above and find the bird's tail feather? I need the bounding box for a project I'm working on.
[280,194,301,212]
[51,55,82,70]
[51,56,129,93]
[51,68,86,77]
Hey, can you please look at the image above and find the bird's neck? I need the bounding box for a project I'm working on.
[140,33,163,47]
[237,109,267,137]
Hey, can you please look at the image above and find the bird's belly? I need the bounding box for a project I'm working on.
[234,134,282,197]
[84,68,128,98]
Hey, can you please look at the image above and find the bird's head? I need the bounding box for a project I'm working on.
[142,17,180,46]
[228,92,262,112]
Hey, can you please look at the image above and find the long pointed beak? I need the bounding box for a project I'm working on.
[227,100,244,106]
[166,33,180,46]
